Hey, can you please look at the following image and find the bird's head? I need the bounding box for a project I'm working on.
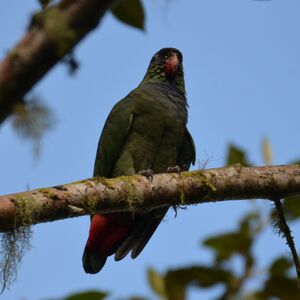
[141,48,185,92]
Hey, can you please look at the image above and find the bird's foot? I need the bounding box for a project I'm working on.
[171,203,187,218]
[137,169,154,180]
[166,165,181,174]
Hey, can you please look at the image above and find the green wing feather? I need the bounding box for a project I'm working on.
[93,97,134,177]
[178,128,196,170]
[115,127,196,260]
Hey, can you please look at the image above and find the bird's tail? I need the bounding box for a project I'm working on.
[82,245,107,274]
[82,213,132,274]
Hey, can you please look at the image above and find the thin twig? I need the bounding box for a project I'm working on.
[273,198,300,286]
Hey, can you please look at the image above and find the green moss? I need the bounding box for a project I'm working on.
[38,188,58,200]
[186,171,217,192]
[81,175,142,214]
[39,8,77,56]
[93,176,115,189]
[179,189,185,204]
[30,11,44,28]
[8,49,19,61]
[233,163,243,173]
[82,195,98,215]
[119,176,141,212]
[14,194,40,227]
[6,49,23,79]
[73,179,89,185]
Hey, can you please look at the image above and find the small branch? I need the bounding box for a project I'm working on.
[0,0,118,125]
[273,198,300,286]
[0,164,300,232]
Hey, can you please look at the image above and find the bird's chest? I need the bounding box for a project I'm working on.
[134,95,185,142]
[113,89,187,174]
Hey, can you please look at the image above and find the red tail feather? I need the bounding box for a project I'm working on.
[82,213,132,273]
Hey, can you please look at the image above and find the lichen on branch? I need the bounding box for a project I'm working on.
[0,165,300,233]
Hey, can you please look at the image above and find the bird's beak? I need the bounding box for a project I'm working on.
[165,52,179,73]
[163,52,179,79]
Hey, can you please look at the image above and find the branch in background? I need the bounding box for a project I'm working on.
[0,0,118,125]
[0,164,299,232]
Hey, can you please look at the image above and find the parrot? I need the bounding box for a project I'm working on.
[82,47,195,274]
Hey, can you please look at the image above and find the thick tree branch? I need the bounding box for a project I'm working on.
[0,0,118,124]
[0,164,299,232]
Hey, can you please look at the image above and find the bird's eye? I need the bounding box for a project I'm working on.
[164,54,168,59]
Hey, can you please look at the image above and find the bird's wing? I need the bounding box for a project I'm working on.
[114,207,169,260]
[115,127,196,261]
[93,96,134,177]
[178,128,196,170]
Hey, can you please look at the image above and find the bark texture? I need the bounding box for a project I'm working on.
[0,0,118,124]
[0,164,299,232]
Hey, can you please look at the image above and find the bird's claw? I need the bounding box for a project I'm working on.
[138,169,154,180]
[166,165,181,174]
[172,204,178,217]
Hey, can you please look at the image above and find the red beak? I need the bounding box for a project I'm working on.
[163,52,179,77]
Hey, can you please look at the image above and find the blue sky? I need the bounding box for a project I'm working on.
[1,0,300,299]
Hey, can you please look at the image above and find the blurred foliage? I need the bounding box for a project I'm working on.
[111,0,145,31]
[262,137,273,165]
[254,256,299,300]
[203,212,259,264]
[11,97,55,157]
[148,268,166,298]
[38,0,53,9]
[226,144,251,167]
[163,266,233,300]
[280,195,300,221]
[271,159,300,223]
[49,290,108,300]
[56,143,300,299]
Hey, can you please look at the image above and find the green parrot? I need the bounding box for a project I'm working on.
[82,48,195,273]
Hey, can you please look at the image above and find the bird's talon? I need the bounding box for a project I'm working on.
[138,169,154,180]
[172,205,178,217]
[166,165,181,174]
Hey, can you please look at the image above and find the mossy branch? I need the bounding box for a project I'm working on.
[0,165,300,232]
[0,0,118,125]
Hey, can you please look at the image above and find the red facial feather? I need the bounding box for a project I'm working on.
[163,52,179,77]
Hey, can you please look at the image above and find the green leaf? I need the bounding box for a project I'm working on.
[226,144,251,166]
[290,159,300,165]
[164,266,232,300]
[269,257,292,276]
[272,195,300,223]
[262,137,272,165]
[111,0,145,30]
[147,268,166,298]
[203,232,252,262]
[256,276,299,300]
[283,195,300,221]
[60,290,108,300]
[239,212,260,233]
[203,213,259,262]
[38,0,53,9]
